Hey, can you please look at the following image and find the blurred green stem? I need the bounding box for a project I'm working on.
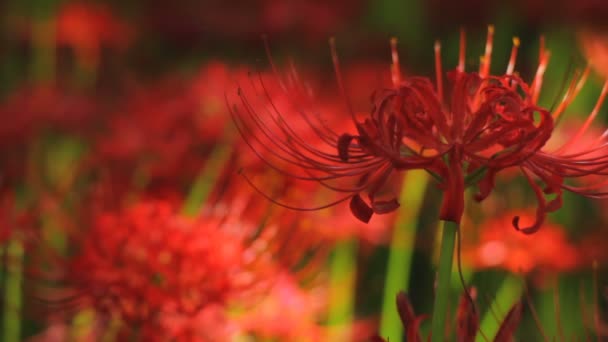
[181,145,231,217]
[30,14,56,82]
[476,273,523,341]
[379,170,428,341]
[430,220,457,342]
[327,238,358,341]
[2,236,24,342]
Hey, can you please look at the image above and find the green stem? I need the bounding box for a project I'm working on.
[2,237,24,342]
[30,7,56,83]
[476,273,523,341]
[181,145,231,217]
[379,170,428,341]
[430,220,458,342]
[327,238,358,341]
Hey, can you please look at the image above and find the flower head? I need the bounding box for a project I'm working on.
[233,27,608,232]
[66,199,265,330]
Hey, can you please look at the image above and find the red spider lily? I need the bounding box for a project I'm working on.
[233,27,608,232]
[189,61,250,141]
[94,78,207,190]
[579,28,608,79]
[371,290,522,342]
[233,27,608,233]
[228,63,398,242]
[464,212,581,275]
[0,85,97,146]
[0,85,98,193]
[64,199,270,332]
[96,62,251,189]
[56,2,132,69]
[237,272,327,341]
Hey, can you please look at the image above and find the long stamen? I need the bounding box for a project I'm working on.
[531,36,550,104]
[458,28,466,72]
[553,66,590,121]
[539,35,546,63]
[480,25,494,78]
[390,37,402,87]
[434,40,444,103]
[531,53,550,104]
[506,37,520,76]
[329,37,357,122]
[576,80,608,139]
[524,283,550,342]
[559,79,608,153]
[263,35,288,92]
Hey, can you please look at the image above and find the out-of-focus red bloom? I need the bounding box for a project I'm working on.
[189,62,249,141]
[579,29,608,79]
[56,2,132,68]
[95,78,204,189]
[0,85,96,145]
[260,0,363,42]
[67,199,264,332]
[143,304,239,341]
[228,63,397,243]
[233,27,608,231]
[0,85,98,190]
[465,212,581,274]
[0,191,36,245]
[143,0,363,45]
[237,272,326,341]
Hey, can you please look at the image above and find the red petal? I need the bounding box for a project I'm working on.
[350,194,373,223]
[396,292,423,342]
[513,168,552,234]
[494,302,523,342]
[338,134,354,162]
[371,198,400,214]
[456,290,479,342]
[474,170,496,202]
[439,150,465,223]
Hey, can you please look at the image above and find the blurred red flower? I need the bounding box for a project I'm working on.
[237,272,327,341]
[579,28,608,79]
[56,2,132,69]
[142,0,363,45]
[94,78,205,193]
[68,199,266,333]
[464,212,581,274]
[189,61,249,141]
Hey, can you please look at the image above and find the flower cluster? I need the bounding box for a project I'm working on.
[67,199,263,334]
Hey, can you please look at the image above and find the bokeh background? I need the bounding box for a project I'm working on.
[1,0,608,341]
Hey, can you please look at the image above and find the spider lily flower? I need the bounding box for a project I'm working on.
[232,27,608,232]
[60,199,273,336]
